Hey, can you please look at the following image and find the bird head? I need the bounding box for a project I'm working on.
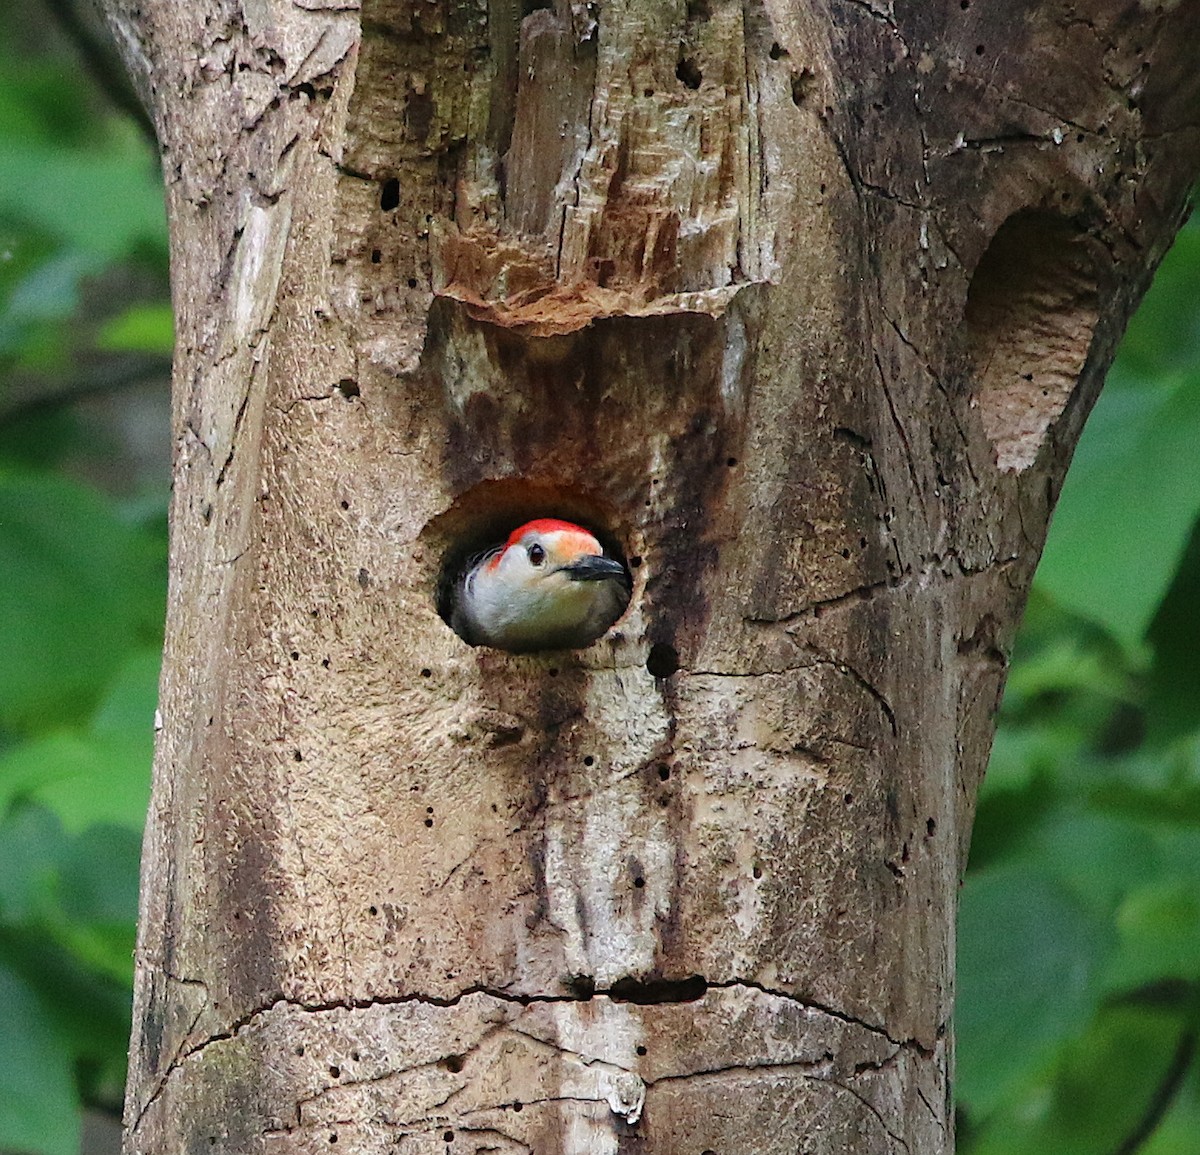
[452,519,631,652]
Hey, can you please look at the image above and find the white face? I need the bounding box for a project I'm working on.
[494,527,599,590]
[468,526,630,650]
[488,529,602,627]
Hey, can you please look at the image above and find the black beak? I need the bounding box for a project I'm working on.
[563,555,629,584]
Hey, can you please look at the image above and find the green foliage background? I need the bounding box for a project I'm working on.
[2,10,1199,1155]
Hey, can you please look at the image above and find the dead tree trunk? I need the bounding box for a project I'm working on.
[107,0,1200,1151]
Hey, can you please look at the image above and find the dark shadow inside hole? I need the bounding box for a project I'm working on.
[646,642,680,678]
[676,57,703,89]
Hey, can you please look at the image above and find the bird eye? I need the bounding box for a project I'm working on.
[527,543,546,566]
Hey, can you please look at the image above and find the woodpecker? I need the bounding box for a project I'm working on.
[450,519,631,652]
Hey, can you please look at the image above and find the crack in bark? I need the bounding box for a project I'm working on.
[130,974,936,1139]
[646,1063,913,1152]
[744,549,1019,629]
[881,309,983,487]
[832,0,898,32]
[917,1084,945,1131]
[706,977,933,1056]
[819,1075,911,1151]
[691,654,897,735]
[872,349,925,532]
[213,377,254,490]
[128,973,211,1134]
[858,178,926,212]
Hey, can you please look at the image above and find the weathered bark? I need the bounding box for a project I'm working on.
[107,0,1200,1151]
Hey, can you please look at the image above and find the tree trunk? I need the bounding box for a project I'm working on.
[107,0,1200,1151]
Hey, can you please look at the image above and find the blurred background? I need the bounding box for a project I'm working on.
[1,3,1198,1153]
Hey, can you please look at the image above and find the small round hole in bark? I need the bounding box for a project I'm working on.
[335,378,360,399]
[408,277,418,289]
[975,43,985,55]
[329,1065,341,1078]
[657,764,671,781]
[350,1051,359,1062]
[927,817,937,837]
[676,57,703,89]
[328,1135,337,1145]
[752,864,763,879]
[647,643,679,678]
[513,1101,524,1112]
[295,1045,305,1056]
[583,755,595,767]
[293,749,303,762]
[442,1054,465,1073]
[380,178,400,211]
[370,248,381,264]
[340,499,349,510]
[443,1131,454,1143]
[636,1045,647,1056]
[844,792,854,805]
[790,69,815,106]
[420,667,432,678]
[368,905,378,916]
[567,974,596,999]
[633,876,645,888]
[424,817,433,828]
[629,555,643,568]
[769,42,788,60]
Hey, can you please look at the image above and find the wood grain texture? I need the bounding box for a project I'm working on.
[104,0,1200,1151]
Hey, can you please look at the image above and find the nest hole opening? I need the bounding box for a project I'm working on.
[965,209,1104,471]
[422,479,635,645]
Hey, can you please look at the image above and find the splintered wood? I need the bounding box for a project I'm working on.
[342,0,767,342]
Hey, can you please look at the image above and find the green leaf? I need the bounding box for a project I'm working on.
[957,865,1111,1118]
[1034,373,1200,651]
[0,804,63,923]
[963,1006,1195,1155]
[0,137,166,262]
[0,473,165,731]
[1108,875,1200,992]
[96,301,174,354]
[0,962,81,1155]
[1146,515,1200,742]
[1026,809,1163,918]
[0,807,138,984]
[0,646,158,831]
[1112,217,1200,381]
[0,723,153,834]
